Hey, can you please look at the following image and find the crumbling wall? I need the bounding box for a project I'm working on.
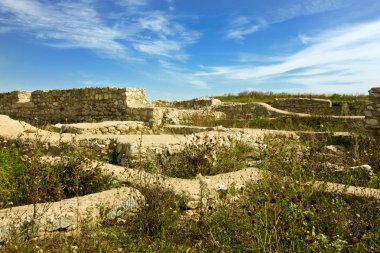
[0,91,32,115]
[0,88,153,123]
[161,108,226,125]
[271,98,332,115]
[153,97,222,110]
[349,100,367,116]
[365,88,380,140]
[213,102,293,120]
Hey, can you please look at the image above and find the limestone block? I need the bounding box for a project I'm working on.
[0,187,144,242]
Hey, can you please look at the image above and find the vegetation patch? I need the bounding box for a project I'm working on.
[215,90,368,104]
[142,135,257,179]
[258,136,380,189]
[0,138,117,209]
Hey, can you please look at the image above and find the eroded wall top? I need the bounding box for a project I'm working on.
[0,87,152,123]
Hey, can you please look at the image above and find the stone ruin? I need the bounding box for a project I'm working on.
[0,86,379,242]
[0,87,368,127]
[365,87,380,140]
[271,97,367,116]
[0,87,155,123]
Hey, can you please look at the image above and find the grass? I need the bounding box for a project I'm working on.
[0,137,117,209]
[215,90,368,104]
[1,130,379,252]
[2,162,379,252]
[145,134,256,179]
[258,136,380,189]
[187,115,366,135]
[231,116,365,134]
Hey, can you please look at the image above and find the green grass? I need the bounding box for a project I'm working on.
[247,116,365,133]
[1,134,379,252]
[2,172,379,252]
[0,138,117,209]
[188,115,365,134]
[146,135,256,179]
[215,90,368,104]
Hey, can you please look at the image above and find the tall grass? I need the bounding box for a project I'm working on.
[147,134,256,178]
[0,137,116,209]
[215,90,368,104]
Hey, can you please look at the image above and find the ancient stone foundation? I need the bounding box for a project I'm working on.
[0,87,154,123]
[365,87,380,140]
[271,98,332,115]
[0,87,368,127]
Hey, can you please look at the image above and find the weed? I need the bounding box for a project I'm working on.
[0,136,116,208]
[152,135,256,178]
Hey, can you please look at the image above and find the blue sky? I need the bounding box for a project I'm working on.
[1,0,380,100]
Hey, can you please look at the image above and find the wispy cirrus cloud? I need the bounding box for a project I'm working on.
[226,17,267,40]
[225,0,350,40]
[0,0,129,59]
[0,0,199,61]
[133,12,200,60]
[157,59,210,89]
[116,0,149,7]
[200,19,380,93]
[275,0,349,22]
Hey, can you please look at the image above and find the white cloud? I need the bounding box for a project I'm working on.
[133,12,200,59]
[298,34,312,44]
[0,0,129,59]
[116,0,149,8]
[225,0,349,40]
[138,14,173,37]
[153,60,210,89]
[166,0,175,11]
[133,40,185,60]
[225,17,267,40]
[199,19,380,94]
[0,0,200,61]
[275,0,349,22]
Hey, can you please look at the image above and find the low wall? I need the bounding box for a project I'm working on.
[213,102,294,120]
[153,97,222,109]
[0,88,153,124]
[271,98,332,115]
[365,88,380,139]
[0,87,369,127]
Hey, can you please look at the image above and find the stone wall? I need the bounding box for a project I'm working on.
[349,100,368,116]
[161,108,226,125]
[153,97,222,109]
[365,87,380,140]
[0,88,153,124]
[213,102,293,120]
[271,98,332,115]
[0,87,369,127]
